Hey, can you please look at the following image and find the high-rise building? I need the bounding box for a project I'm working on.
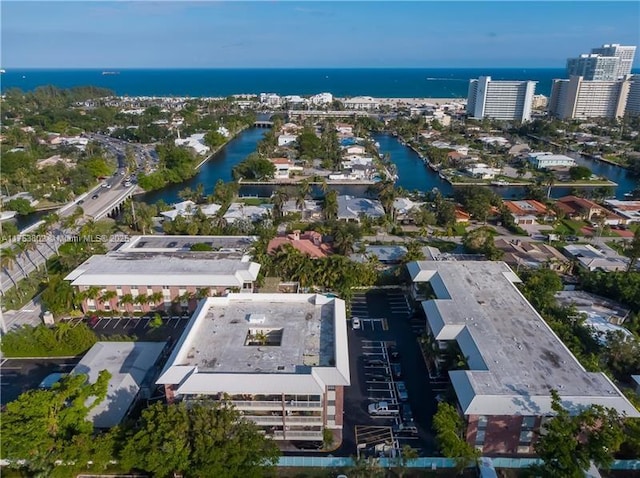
[591,44,636,78]
[566,43,636,80]
[467,76,537,122]
[625,76,640,117]
[548,75,631,119]
[566,54,621,81]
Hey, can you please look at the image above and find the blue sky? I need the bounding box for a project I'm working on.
[2,1,639,68]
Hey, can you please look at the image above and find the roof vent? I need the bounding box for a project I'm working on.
[248,314,266,324]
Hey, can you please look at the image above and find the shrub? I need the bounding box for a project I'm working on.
[0,323,97,357]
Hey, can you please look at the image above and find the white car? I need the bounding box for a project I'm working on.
[352,317,361,330]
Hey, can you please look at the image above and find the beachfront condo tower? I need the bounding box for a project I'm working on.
[548,75,632,119]
[567,43,636,80]
[466,76,537,122]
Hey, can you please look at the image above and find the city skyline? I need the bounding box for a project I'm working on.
[2,1,639,69]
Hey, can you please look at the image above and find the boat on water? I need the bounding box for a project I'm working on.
[0,211,17,222]
[0,69,5,74]
[102,71,120,75]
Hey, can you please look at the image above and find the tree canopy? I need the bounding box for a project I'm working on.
[1,371,113,477]
[532,390,624,478]
[232,153,276,181]
[120,400,280,478]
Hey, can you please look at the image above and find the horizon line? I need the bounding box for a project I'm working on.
[2,66,578,71]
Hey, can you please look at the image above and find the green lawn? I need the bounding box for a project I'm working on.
[553,219,587,236]
[241,197,266,206]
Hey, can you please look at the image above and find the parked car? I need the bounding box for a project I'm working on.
[395,381,409,401]
[387,347,401,362]
[88,315,99,327]
[364,358,386,367]
[91,194,99,199]
[352,317,361,330]
[368,401,400,416]
[400,404,414,424]
[391,363,402,379]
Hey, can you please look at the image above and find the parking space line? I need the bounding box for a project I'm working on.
[173,319,181,328]
[382,319,389,331]
[112,318,122,328]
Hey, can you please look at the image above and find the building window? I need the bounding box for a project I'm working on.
[327,414,335,421]
[243,282,253,290]
[327,386,336,391]
[163,286,170,290]
[522,416,536,430]
[519,430,534,445]
[477,416,488,429]
[328,400,335,406]
[103,304,111,311]
[88,305,97,312]
[133,304,142,312]
[475,430,486,445]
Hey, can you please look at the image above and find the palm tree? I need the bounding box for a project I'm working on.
[5,244,27,278]
[99,290,118,308]
[119,293,135,312]
[271,188,289,220]
[148,291,164,305]
[296,180,311,213]
[1,247,20,288]
[195,288,211,300]
[323,190,338,221]
[333,226,356,256]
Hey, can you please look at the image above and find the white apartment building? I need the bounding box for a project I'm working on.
[591,44,636,78]
[259,93,281,106]
[566,43,636,80]
[626,76,640,117]
[310,92,333,105]
[527,152,577,169]
[157,293,350,443]
[548,76,631,119]
[466,76,537,122]
[406,261,639,455]
[566,54,621,81]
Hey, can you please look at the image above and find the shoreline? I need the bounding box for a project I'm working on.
[194,125,248,170]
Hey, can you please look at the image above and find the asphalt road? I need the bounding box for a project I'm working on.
[1,357,81,406]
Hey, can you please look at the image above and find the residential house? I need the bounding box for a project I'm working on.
[267,230,332,258]
[466,163,502,180]
[160,200,222,221]
[527,152,576,169]
[603,200,640,224]
[278,134,298,147]
[269,158,304,179]
[556,196,623,224]
[393,197,424,223]
[343,96,379,110]
[503,200,554,225]
[281,199,323,220]
[563,244,630,272]
[223,203,272,224]
[494,238,569,272]
[335,123,354,135]
[175,133,210,155]
[337,195,385,222]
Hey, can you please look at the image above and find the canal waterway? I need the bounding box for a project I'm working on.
[11,128,639,231]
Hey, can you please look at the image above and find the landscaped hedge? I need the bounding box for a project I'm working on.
[0,323,97,357]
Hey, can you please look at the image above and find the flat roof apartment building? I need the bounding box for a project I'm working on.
[407,261,638,456]
[157,293,350,443]
[548,75,631,119]
[64,235,260,314]
[467,76,537,122]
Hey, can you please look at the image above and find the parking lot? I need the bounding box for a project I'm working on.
[342,288,438,458]
[1,357,81,406]
[84,315,190,341]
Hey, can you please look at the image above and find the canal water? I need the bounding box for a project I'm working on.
[373,133,638,200]
[11,128,639,230]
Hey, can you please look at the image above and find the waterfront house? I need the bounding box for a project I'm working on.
[465,163,502,180]
[277,134,298,147]
[343,145,366,155]
[281,199,323,220]
[393,197,424,223]
[223,203,272,224]
[455,208,471,223]
[335,123,354,135]
[160,200,222,221]
[343,96,379,110]
[337,195,385,222]
[527,152,576,169]
[175,133,210,156]
[269,158,304,179]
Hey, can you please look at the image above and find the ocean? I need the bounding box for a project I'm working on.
[0,68,583,98]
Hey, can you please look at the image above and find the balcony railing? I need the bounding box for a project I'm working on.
[231,400,323,410]
[271,430,323,440]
